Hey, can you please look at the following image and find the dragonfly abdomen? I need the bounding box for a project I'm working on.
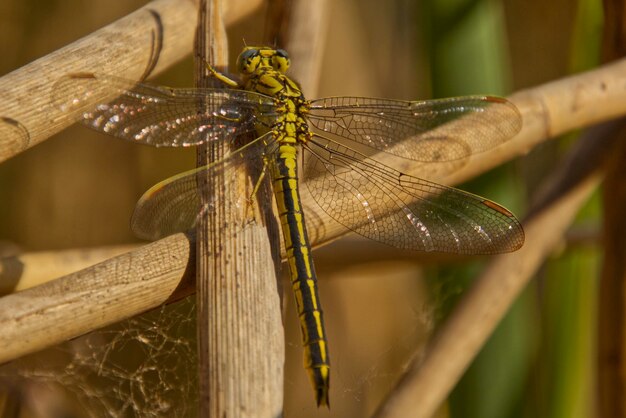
[271,145,330,407]
[239,46,330,406]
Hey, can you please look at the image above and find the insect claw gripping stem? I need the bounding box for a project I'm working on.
[243,158,270,219]
[204,61,241,88]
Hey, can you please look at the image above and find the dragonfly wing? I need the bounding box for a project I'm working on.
[52,73,278,147]
[307,96,521,162]
[301,135,524,254]
[132,134,275,240]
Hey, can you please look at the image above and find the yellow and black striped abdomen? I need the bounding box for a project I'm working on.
[238,46,330,406]
[272,144,330,407]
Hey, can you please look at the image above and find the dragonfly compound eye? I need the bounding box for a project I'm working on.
[236,48,261,74]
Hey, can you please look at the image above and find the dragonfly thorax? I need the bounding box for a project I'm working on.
[236,48,310,147]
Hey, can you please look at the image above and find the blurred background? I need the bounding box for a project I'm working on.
[0,0,605,417]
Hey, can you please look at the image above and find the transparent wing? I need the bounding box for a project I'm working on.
[307,96,521,162]
[52,73,278,147]
[131,134,276,240]
[302,134,524,254]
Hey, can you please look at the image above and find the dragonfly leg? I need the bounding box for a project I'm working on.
[244,157,270,218]
[204,62,241,88]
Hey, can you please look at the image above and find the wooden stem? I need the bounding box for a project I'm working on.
[194,1,284,416]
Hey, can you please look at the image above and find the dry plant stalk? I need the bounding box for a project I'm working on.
[0,233,195,364]
[374,120,615,417]
[0,0,261,163]
[190,0,331,413]
[376,175,601,418]
[0,245,139,295]
[193,0,284,416]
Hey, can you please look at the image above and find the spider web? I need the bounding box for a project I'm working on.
[0,297,198,417]
[0,259,437,417]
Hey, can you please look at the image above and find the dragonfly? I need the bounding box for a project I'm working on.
[54,46,524,407]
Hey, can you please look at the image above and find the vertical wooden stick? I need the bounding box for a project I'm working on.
[194,1,284,416]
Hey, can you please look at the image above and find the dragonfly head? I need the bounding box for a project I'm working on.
[236,47,291,75]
